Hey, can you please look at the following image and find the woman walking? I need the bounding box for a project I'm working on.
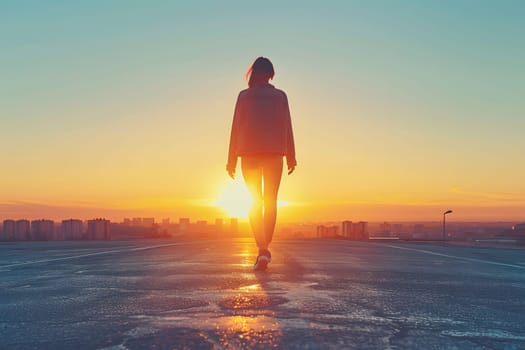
[227,57,297,271]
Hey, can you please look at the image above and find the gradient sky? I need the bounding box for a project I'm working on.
[1,1,524,222]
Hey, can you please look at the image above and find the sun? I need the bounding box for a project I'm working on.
[214,180,290,218]
[214,180,252,218]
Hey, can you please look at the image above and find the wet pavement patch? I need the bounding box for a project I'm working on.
[219,294,289,310]
[216,328,282,349]
[137,295,209,312]
[124,328,215,350]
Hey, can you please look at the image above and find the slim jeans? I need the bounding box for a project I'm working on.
[241,154,283,250]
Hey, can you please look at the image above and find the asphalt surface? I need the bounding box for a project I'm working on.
[1,238,524,350]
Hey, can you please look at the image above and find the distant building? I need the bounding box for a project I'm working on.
[354,221,369,239]
[15,220,31,241]
[31,219,55,240]
[379,222,392,236]
[61,219,84,240]
[342,221,353,238]
[159,218,171,236]
[340,221,368,240]
[2,220,16,241]
[392,224,403,236]
[132,217,142,227]
[142,217,155,227]
[87,219,111,240]
[317,225,339,238]
[179,218,190,234]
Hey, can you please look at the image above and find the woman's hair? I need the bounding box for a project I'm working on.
[246,57,275,87]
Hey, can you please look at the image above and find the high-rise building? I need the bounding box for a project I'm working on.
[87,219,111,240]
[317,225,339,238]
[340,220,368,240]
[342,221,353,238]
[61,219,84,240]
[353,221,369,240]
[31,219,55,240]
[179,218,190,234]
[132,217,142,227]
[15,220,31,240]
[142,218,155,227]
[316,225,323,238]
[379,222,392,236]
[2,220,15,241]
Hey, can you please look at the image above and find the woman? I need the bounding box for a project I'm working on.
[227,56,297,271]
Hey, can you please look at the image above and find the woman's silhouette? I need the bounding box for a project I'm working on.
[227,57,296,271]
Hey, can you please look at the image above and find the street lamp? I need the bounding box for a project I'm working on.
[443,210,453,240]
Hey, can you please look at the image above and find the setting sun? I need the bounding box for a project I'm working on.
[214,180,252,218]
[214,180,290,218]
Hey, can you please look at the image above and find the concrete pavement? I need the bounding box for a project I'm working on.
[1,238,524,349]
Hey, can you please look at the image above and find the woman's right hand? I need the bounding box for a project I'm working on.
[226,164,235,179]
[287,165,295,175]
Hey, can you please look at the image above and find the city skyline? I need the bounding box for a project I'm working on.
[1,1,525,222]
[3,214,523,243]
[2,212,524,227]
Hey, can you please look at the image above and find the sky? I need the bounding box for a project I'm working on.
[1,0,524,222]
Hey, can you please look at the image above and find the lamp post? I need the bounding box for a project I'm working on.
[442,210,453,240]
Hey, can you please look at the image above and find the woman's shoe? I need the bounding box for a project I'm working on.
[253,249,271,271]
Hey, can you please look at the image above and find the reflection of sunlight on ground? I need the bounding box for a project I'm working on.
[214,239,282,347]
[214,280,282,347]
[231,241,258,267]
[216,315,281,348]
[234,248,255,268]
[238,283,261,291]
[121,240,286,347]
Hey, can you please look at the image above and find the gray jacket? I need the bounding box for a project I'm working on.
[227,84,297,171]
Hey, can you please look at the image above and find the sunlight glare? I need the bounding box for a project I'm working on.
[214,180,251,218]
[214,181,291,219]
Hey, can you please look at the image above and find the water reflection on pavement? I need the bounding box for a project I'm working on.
[127,239,287,349]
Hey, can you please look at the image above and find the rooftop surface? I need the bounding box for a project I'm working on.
[1,238,524,349]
